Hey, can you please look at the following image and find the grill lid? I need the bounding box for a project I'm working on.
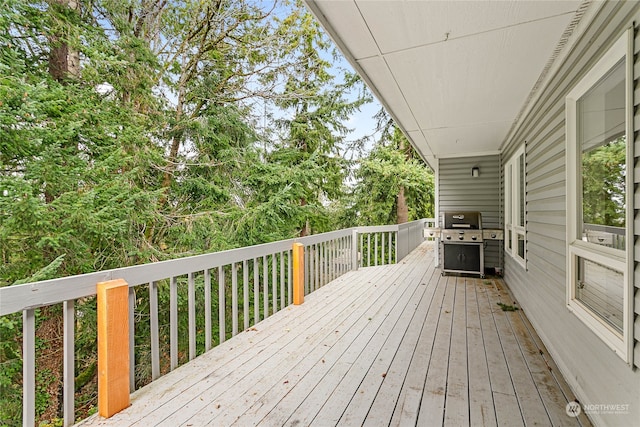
[443,211,482,229]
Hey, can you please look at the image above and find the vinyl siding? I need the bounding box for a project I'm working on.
[438,155,501,270]
[501,2,640,426]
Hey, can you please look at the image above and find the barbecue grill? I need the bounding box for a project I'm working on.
[424,211,503,278]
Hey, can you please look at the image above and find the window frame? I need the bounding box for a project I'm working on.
[565,30,633,364]
[504,145,526,268]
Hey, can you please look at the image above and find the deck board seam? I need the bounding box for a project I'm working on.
[487,280,554,426]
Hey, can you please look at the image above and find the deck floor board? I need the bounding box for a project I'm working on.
[387,272,446,427]
[466,278,497,427]
[77,242,591,427]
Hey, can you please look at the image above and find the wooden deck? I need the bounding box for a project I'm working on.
[77,242,591,426]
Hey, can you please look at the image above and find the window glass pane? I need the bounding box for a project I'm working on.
[517,233,525,259]
[518,154,525,227]
[576,257,623,333]
[578,58,626,251]
[506,164,512,225]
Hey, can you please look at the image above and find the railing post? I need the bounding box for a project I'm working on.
[293,243,304,305]
[394,230,399,263]
[97,279,130,418]
[397,225,407,261]
[351,229,358,271]
[63,300,75,427]
[23,309,35,427]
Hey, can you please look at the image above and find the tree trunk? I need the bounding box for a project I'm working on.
[396,131,409,224]
[48,0,80,82]
[46,0,80,205]
[160,78,186,206]
[397,185,408,224]
[299,198,309,237]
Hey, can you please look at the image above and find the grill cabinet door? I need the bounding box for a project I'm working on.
[443,244,481,272]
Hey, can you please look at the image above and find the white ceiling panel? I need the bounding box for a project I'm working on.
[405,130,433,160]
[310,0,378,59]
[425,122,512,157]
[385,13,573,129]
[305,0,589,166]
[356,0,581,55]
[358,56,420,133]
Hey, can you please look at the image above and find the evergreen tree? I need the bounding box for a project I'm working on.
[346,126,435,226]
[253,7,366,238]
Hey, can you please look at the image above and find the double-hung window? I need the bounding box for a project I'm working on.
[505,146,526,267]
[565,31,633,363]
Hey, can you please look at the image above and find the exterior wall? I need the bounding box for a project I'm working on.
[438,155,501,270]
[501,2,640,426]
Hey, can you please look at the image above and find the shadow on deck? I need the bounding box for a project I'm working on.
[77,242,591,426]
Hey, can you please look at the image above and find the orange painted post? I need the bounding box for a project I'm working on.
[97,279,130,418]
[293,243,304,305]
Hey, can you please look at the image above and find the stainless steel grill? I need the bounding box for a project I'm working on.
[424,211,503,278]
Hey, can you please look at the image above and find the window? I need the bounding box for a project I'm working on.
[566,31,632,363]
[505,146,526,266]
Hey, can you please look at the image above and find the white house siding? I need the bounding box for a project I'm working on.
[501,2,640,426]
[438,155,501,271]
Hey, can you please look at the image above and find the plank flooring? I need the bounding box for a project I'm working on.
[77,242,591,427]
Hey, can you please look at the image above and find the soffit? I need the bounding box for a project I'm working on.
[305,0,586,167]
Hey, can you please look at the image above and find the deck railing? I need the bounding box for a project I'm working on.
[583,222,625,250]
[0,219,432,427]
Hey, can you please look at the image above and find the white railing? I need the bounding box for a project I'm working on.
[583,223,625,250]
[0,219,431,427]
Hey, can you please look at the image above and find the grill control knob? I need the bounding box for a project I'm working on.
[446,235,452,240]
[458,235,464,240]
[491,233,496,239]
[471,236,477,241]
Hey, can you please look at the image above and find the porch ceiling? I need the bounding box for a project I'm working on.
[304,0,587,167]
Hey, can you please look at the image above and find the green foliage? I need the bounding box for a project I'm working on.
[12,256,65,286]
[497,302,519,312]
[0,314,22,426]
[582,137,626,227]
[345,127,434,226]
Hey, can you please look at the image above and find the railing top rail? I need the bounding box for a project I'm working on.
[398,218,428,229]
[0,221,434,316]
[583,223,625,235]
[357,225,398,233]
[295,228,354,245]
[1,238,291,316]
